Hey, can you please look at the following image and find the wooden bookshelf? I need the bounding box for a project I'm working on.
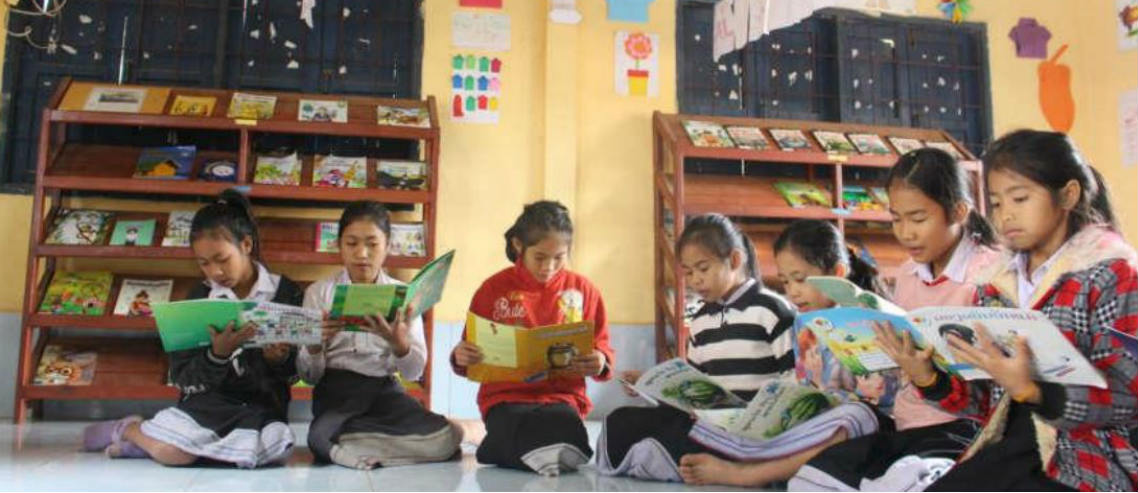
[15,78,441,423]
[653,111,982,361]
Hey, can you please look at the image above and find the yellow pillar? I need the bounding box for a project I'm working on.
[542,0,580,212]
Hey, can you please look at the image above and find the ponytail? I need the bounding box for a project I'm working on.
[1086,167,1118,231]
[964,210,998,246]
[679,214,761,285]
[190,188,261,261]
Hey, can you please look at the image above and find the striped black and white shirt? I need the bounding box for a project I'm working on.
[686,278,797,401]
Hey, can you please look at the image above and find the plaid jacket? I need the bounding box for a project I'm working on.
[919,226,1138,491]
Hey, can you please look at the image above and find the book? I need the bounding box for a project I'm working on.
[112,278,174,316]
[314,222,339,253]
[377,160,427,190]
[313,155,367,188]
[812,131,857,154]
[45,209,113,246]
[199,159,238,182]
[161,211,195,247]
[376,105,430,127]
[168,95,216,116]
[226,92,277,119]
[34,345,97,386]
[390,223,426,257]
[38,271,114,316]
[769,129,811,151]
[108,219,157,247]
[774,181,832,208]
[330,250,456,326]
[83,86,146,113]
[798,306,1108,388]
[841,185,884,212]
[888,136,925,155]
[133,146,196,179]
[848,133,892,155]
[805,276,905,315]
[298,99,348,123]
[254,151,302,186]
[869,187,890,209]
[682,120,735,148]
[924,141,966,160]
[152,300,323,352]
[724,126,770,150]
[465,312,595,383]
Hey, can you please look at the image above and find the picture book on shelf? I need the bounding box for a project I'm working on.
[313,155,367,188]
[330,250,455,327]
[724,126,770,150]
[34,345,97,386]
[390,223,426,257]
[133,146,196,179]
[774,181,832,208]
[376,105,430,127]
[161,211,195,247]
[168,95,217,116]
[113,279,174,317]
[924,141,966,160]
[377,160,427,190]
[465,313,594,383]
[45,209,113,246]
[254,150,302,186]
[888,137,925,155]
[83,87,146,113]
[842,185,884,212]
[153,300,322,352]
[847,133,892,155]
[298,99,348,123]
[109,219,157,247]
[682,120,735,148]
[812,131,857,154]
[38,271,113,316]
[199,160,237,182]
[314,222,339,253]
[769,129,811,151]
[227,92,277,119]
[869,187,890,209]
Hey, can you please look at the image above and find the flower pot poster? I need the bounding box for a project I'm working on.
[616,31,659,97]
[451,53,502,124]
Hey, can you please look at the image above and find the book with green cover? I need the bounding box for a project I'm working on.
[330,250,455,328]
[151,299,322,352]
[774,182,832,208]
[841,186,884,212]
[38,271,114,316]
[109,219,157,246]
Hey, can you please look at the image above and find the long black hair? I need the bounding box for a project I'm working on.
[886,148,997,247]
[677,213,759,282]
[982,130,1117,237]
[772,219,883,294]
[504,200,573,262]
[190,188,261,260]
[338,201,392,241]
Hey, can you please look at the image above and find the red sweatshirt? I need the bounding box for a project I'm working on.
[452,260,615,418]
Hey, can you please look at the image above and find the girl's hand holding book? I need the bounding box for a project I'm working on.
[361,306,412,358]
[452,341,484,367]
[619,370,643,396]
[308,311,345,354]
[946,323,1040,404]
[572,351,606,377]
[872,320,937,386]
[209,320,256,358]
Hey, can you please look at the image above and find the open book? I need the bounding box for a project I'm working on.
[464,312,594,383]
[329,250,454,328]
[798,306,1107,388]
[152,300,322,352]
[806,276,904,314]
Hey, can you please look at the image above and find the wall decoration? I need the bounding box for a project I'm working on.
[1119,0,1138,51]
[1008,17,1051,59]
[460,0,502,8]
[938,0,971,23]
[451,53,501,124]
[1120,88,1138,167]
[616,31,659,97]
[1038,44,1075,133]
[452,12,510,52]
[607,0,653,23]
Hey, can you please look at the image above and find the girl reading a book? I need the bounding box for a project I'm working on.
[872,130,1138,491]
[82,189,303,468]
[597,213,798,483]
[300,201,461,469]
[450,201,615,476]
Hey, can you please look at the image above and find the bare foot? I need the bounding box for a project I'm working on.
[679,453,753,487]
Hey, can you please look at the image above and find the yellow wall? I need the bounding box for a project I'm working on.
[0,1,1135,326]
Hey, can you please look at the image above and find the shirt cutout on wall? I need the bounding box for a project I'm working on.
[460,0,502,8]
[607,0,654,23]
[615,31,659,97]
[1008,17,1051,59]
[1120,0,1138,51]
[452,53,501,124]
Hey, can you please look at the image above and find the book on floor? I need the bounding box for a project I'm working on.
[769,128,811,151]
[254,150,302,186]
[376,105,430,127]
[774,181,832,208]
[34,345,97,386]
[298,99,348,123]
[329,250,456,326]
[314,222,339,253]
[682,120,735,148]
[812,131,857,154]
[113,278,174,317]
[377,160,427,190]
[108,219,157,247]
[313,155,367,188]
[134,146,196,179]
[724,126,770,150]
[161,211,195,247]
[464,312,594,383]
[38,271,114,316]
[227,92,277,119]
[848,133,892,155]
[390,223,426,257]
[152,299,323,352]
[45,209,113,246]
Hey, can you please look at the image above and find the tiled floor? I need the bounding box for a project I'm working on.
[0,421,755,492]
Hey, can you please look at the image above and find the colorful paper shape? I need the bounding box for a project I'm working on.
[607,0,654,23]
[1120,0,1138,51]
[1008,17,1051,59]
[1039,44,1075,133]
[459,0,501,8]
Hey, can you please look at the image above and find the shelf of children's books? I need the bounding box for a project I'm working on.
[681,174,894,223]
[247,183,431,205]
[34,245,428,268]
[26,314,158,331]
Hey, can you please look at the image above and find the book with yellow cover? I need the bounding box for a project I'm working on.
[464,312,594,383]
[168,95,217,116]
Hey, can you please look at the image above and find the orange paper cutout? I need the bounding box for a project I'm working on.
[1038,44,1074,133]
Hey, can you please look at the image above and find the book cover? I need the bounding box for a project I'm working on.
[774,182,832,208]
[161,211,194,247]
[313,155,367,188]
[812,131,857,154]
[83,87,146,113]
[152,300,322,352]
[108,219,157,247]
[254,151,301,186]
[315,222,339,253]
[769,129,811,151]
[298,99,348,123]
[724,126,770,150]
[681,120,735,148]
[38,271,114,316]
[848,133,892,155]
[45,209,113,246]
[199,159,238,182]
[330,250,456,326]
[376,105,430,127]
[806,276,905,314]
[133,146,196,179]
[842,185,884,212]
[168,95,216,116]
[34,345,97,386]
[377,160,427,190]
[924,141,965,160]
[390,223,426,257]
[869,187,890,209]
[465,312,595,383]
[888,137,925,155]
[113,279,174,317]
[227,92,278,119]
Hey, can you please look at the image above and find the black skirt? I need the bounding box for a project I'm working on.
[475,402,592,475]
